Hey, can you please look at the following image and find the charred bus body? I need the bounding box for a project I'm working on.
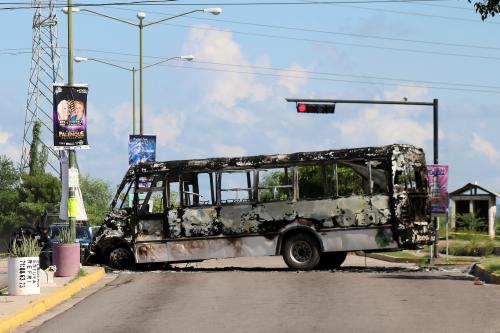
[89,144,434,270]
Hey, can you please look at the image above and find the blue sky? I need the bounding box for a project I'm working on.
[0,0,499,193]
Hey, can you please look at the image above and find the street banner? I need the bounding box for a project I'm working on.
[128,135,156,166]
[58,150,87,221]
[53,84,89,148]
[427,165,449,214]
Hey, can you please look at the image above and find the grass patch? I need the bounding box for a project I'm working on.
[450,232,500,242]
[384,251,423,259]
[438,237,497,256]
[479,257,500,275]
[68,268,87,284]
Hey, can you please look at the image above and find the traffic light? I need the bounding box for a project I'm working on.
[296,103,335,114]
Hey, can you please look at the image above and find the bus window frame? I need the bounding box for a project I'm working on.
[256,167,294,203]
[179,172,216,208]
[217,169,257,206]
[134,172,167,217]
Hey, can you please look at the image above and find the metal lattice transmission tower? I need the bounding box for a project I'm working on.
[20,0,64,175]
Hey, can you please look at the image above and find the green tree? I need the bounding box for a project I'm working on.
[17,120,60,226]
[469,0,500,20]
[456,212,488,232]
[80,174,113,225]
[0,155,21,248]
[28,122,47,176]
[17,173,61,225]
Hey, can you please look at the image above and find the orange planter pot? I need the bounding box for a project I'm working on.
[53,243,80,277]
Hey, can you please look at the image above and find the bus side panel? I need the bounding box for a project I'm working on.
[133,236,279,263]
[320,226,398,252]
[167,236,278,262]
[134,242,169,263]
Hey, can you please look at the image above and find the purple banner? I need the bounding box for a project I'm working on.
[53,84,89,148]
[427,165,449,214]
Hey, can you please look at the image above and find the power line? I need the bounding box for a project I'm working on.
[0,0,465,11]
[61,51,500,93]
[73,9,500,61]
[162,23,500,61]
[5,46,499,90]
[103,60,500,94]
[327,3,499,24]
[104,5,500,51]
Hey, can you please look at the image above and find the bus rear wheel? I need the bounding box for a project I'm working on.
[108,247,134,270]
[317,251,347,270]
[282,233,320,270]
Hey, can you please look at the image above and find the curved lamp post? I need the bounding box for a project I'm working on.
[74,55,194,134]
[64,7,221,134]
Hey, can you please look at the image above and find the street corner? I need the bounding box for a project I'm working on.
[0,265,105,333]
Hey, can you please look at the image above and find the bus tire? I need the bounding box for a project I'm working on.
[317,251,347,270]
[108,246,134,270]
[282,233,320,270]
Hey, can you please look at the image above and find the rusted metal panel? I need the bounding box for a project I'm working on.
[135,218,165,242]
[167,236,278,262]
[321,226,398,252]
[134,242,169,263]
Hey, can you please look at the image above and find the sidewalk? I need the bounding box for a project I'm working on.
[0,260,105,333]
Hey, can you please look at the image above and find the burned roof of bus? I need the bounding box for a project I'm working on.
[130,144,426,177]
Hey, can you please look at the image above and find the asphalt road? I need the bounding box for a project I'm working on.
[23,255,500,333]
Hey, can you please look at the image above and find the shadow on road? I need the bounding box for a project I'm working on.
[104,264,442,274]
[373,273,473,281]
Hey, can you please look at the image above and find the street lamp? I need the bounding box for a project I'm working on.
[63,7,221,134]
[74,55,194,134]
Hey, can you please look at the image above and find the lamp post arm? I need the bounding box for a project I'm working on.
[88,58,134,72]
[143,9,202,27]
[80,8,138,26]
[142,56,180,70]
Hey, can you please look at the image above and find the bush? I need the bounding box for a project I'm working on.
[439,238,496,256]
[9,237,42,257]
[456,212,488,232]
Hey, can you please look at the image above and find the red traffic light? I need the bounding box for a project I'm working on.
[296,103,335,114]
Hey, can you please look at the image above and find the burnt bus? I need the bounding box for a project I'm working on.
[88,144,434,270]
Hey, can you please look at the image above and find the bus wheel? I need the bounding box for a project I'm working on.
[317,251,347,270]
[108,247,133,270]
[283,233,320,270]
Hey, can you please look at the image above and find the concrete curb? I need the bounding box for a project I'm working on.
[472,264,500,285]
[356,252,421,263]
[0,267,105,333]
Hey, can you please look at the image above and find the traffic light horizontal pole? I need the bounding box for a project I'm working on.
[285,98,434,106]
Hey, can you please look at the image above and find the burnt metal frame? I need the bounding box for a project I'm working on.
[286,98,439,256]
[285,98,439,165]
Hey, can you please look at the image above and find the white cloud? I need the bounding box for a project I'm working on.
[214,144,246,157]
[0,130,20,162]
[329,85,442,148]
[208,106,257,125]
[382,85,428,102]
[469,133,499,163]
[149,113,184,147]
[182,25,271,109]
[278,64,309,94]
[334,107,434,147]
[0,131,10,144]
[109,103,134,139]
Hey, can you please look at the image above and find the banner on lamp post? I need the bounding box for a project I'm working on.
[427,165,449,214]
[58,150,87,221]
[128,135,156,167]
[53,84,89,149]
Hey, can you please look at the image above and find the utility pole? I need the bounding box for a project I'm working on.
[67,0,77,238]
[21,0,63,176]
